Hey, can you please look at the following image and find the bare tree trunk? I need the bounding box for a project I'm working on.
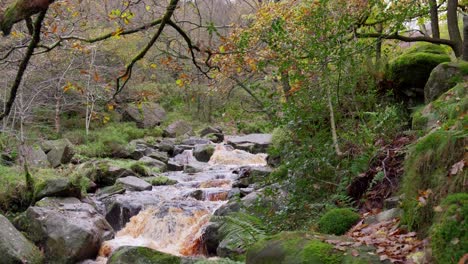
[429,0,440,39]
[447,0,462,56]
[326,84,342,156]
[54,95,61,134]
[463,15,468,61]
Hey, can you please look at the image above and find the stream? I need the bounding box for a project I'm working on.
[92,144,268,263]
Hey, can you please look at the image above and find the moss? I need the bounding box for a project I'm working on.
[301,240,343,264]
[388,51,450,91]
[318,208,360,235]
[148,176,177,186]
[107,246,181,264]
[401,130,467,235]
[430,193,468,264]
[130,162,151,177]
[403,43,450,55]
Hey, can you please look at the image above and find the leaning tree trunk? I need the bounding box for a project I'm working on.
[447,0,462,57]
[463,15,468,61]
[0,0,55,35]
[429,0,440,39]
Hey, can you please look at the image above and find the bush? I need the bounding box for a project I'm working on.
[318,208,360,235]
[430,193,468,264]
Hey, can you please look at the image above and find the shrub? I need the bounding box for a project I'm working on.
[318,208,360,235]
[430,193,468,264]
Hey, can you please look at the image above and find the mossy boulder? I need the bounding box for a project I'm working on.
[318,208,360,235]
[401,129,467,235]
[412,83,467,131]
[34,177,82,201]
[0,214,44,264]
[424,61,468,103]
[122,102,166,129]
[147,176,177,186]
[193,144,215,162]
[246,232,383,264]
[387,44,450,105]
[107,246,181,264]
[430,193,468,264]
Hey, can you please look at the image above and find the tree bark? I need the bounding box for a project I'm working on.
[0,0,54,35]
[429,0,440,39]
[447,0,462,56]
[463,15,468,61]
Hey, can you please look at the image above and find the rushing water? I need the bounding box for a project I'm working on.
[93,144,267,262]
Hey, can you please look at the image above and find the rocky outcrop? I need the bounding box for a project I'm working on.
[424,62,468,103]
[14,197,114,264]
[227,134,272,154]
[139,156,167,172]
[232,166,272,188]
[163,120,193,138]
[41,139,75,168]
[78,160,133,187]
[122,102,166,128]
[23,145,50,167]
[0,214,43,264]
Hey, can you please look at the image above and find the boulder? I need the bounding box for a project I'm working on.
[167,160,184,171]
[147,150,169,163]
[246,232,385,264]
[184,161,206,174]
[80,160,133,187]
[203,132,224,143]
[41,139,75,168]
[156,138,175,154]
[14,197,114,264]
[227,134,273,154]
[186,189,204,200]
[101,192,161,231]
[34,178,82,201]
[424,62,468,103]
[202,222,222,256]
[116,176,152,192]
[0,214,43,264]
[139,156,167,172]
[122,102,166,129]
[23,145,50,167]
[163,120,193,138]
[182,137,211,146]
[233,166,272,188]
[200,126,223,137]
[386,44,450,106]
[193,144,215,162]
[107,246,181,264]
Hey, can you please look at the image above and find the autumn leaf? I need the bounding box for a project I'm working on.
[450,160,464,175]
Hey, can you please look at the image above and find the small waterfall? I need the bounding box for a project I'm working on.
[94,143,267,262]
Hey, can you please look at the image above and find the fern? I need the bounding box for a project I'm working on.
[213,212,269,250]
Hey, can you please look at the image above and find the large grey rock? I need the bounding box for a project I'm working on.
[23,145,50,167]
[139,156,167,172]
[227,134,272,153]
[233,166,272,188]
[79,160,133,187]
[182,137,211,146]
[116,176,152,191]
[41,139,75,168]
[193,144,215,162]
[0,214,43,264]
[202,222,221,256]
[34,178,81,201]
[101,192,161,231]
[199,126,222,137]
[184,161,206,173]
[122,102,166,128]
[14,197,114,264]
[156,138,175,155]
[147,150,169,163]
[163,120,193,138]
[424,62,467,103]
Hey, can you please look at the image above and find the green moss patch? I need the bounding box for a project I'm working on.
[147,176,177,186]
[318,208,360,235]
[430,193,468,264]
[107,246,181,264]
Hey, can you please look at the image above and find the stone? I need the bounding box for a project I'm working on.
[0,214,43,264]
[116,176,152,192]
[364,208,402,225]
[203,132,224,143]
[232,166,272,188]
[122,102,166,128]
[167,160,184,171]
[186,189,204,200]
[34,178,82,201]
[81,160,134,187]
[139,156,167,172]
[193,144,215,162]
[23,145,50,167]
[199,126,222,137]
[147,150,169,163]
[202,222,221,256]
[424,62,467,103]
[163,120,193,138]
[107,246,181,264]
[156,138,175,154]
[181,137,211,146]
[14,197,114,264]
[227,134,272,154]
[41,139,75,168]
[184,161,206,174]
[0,152,14,166]
[384,196,401,209]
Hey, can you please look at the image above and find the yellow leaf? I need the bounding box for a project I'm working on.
[219,45,226,53]
[107,104,114,111]
[146,5,151,11]
[150,63,157,69]
[176,79,184,87]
